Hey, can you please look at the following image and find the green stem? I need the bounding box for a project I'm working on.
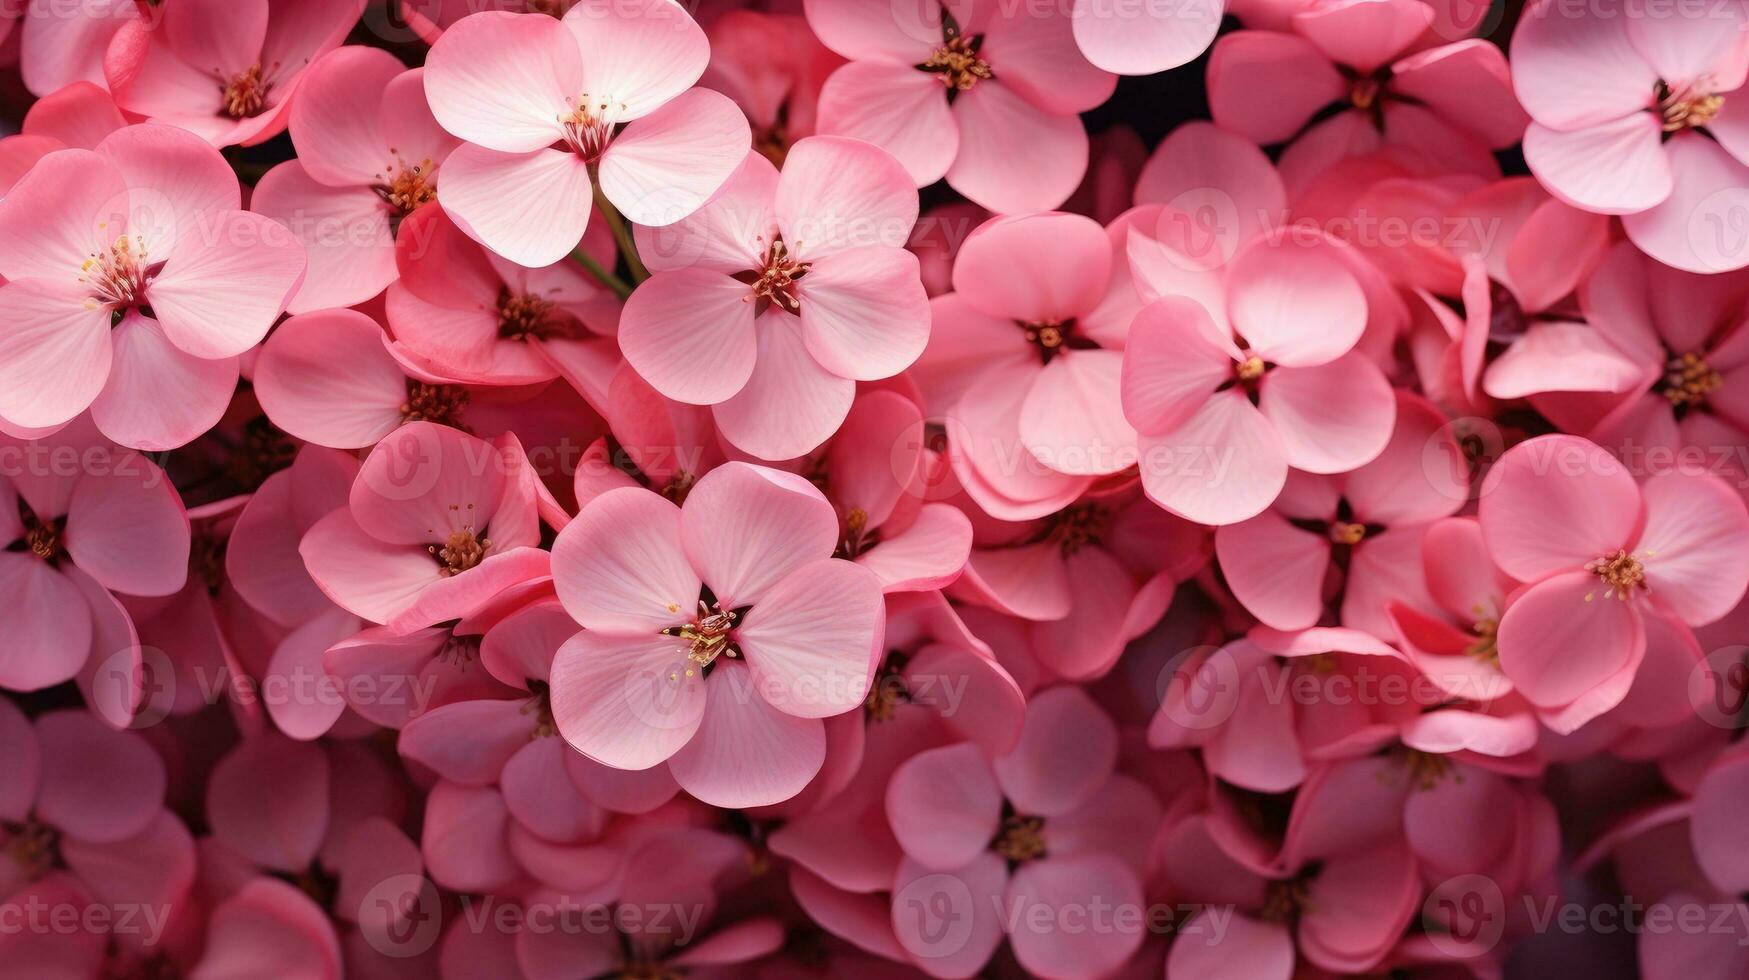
[593,187,649,284]
[571,248,633,300]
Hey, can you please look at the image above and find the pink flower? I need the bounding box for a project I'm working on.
[1161,758,1422,979]
[886,686,1157,977]
[912,211,1137,519]
[1210,0,1526,196]
[105,0,367,147]
[299,422,550,633]
[1214,390,1467,636]
[1512,0,1749,272]
[1478,434,1749,732]
[811,389,972,594]
[0,418,188,706]
[618,140,930,460]
[0,700,193,966]
[18,0,138,97]
[1120,235,1396,525]
[421,1,751,266]
[250,47,460,313]
[806,0,1115,213]
[0,124,306,449]
[547,461,885,808]
[387,204,621,387]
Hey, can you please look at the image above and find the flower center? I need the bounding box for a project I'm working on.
[1020,319,1086,364]
[1235,355,1267,382]
[14,499,64,563]
[222,65,270,118]
[400,380,471,428]
[991,813,1046,862]
[80,235,152,311]
[1260,875,1312,923]
[660,471,697,505]
[559,98,621,160]
[838,507,880,559]
[428,508,490,577]
[1465,614,1499,665]
[737,238,810,316]
[865,652,910,722]
[378,159,438,216]
[922,35,992,90]
[437,634,481,666]
[4,820,60,880]
[1329,521,1367,546]
[1048,502,1110,556]
[1585,549,1647,600]
[191,532,227,594]
[1657,81,1723,132]
[1398,748,1455,790]
[661,600,739,679]
[1660,350,1723,407]
[497,290,561,341]
[1349,76,1383,112]
[523,680,558,738]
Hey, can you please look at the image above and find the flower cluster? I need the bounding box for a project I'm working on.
[2,0,1749,978]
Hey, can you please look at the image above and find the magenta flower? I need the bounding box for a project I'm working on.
[548,461,885,808]
[806,0,1115,213]
[421,1,751,266]
[618,139,930,460]
[0,125,306,448]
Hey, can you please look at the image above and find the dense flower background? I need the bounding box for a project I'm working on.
[1,0,1749,977]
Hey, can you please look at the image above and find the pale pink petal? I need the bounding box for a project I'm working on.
[713,314,856,460]
[1298,843,1421,972]
[421,781,519,892]
[147,212,305,360]
[800,247,932,381]
[618,269,759,404]
[249,162,396,314]
[960,541,1072,621]
[860,503,975,593]
[298,509,441,624]
[992,685,1117,816]
[1478,434,1642,582]
[89,312,238,452]
[1133,122,1286,246]
[1017,348,1135,476]
[681,461,837,606]
[1496,570,1645,711]
[1216,513,1329,630]
[1257,354,1396,474]
[561,0,710,120]
[438,144,593,268]
[0,147,128,282]
[947,83,1088,214]
[633,151,775,274]
[1006,854,1144,978]
[1138,391,1288,525]
[886,742,1002,870]
[550,486,701,633]
[1484,320,1648,399]
[1292,0,1431,73]
[802,0,939,63]
[1071,0,1222,75]
[597,88,751,227]
[1389,40,1527,148]
[253,309,405,448]
[1638,471,1749,626]
[0,558,92,692]
[18,83,120,148]
[738,558,883,717]
[0,281,112,429]
[1622,134,1749,274]
[549,630,705,769]
[981,6,1114,113]
[397,698,535,784]
[1120,296,1234,435]
[954,211,1111,322]
[1341,390,1468,527]
[62,450,189,597]
[286,47,401,185]
[1510,3,1658,129]
[1226,236,1367,367]
[815,61,959,187]
[422,11,576,152]
[667,661,826,807]
[891,852,1008,978]
[20,0,137,97]
[1522,116,1672,215]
